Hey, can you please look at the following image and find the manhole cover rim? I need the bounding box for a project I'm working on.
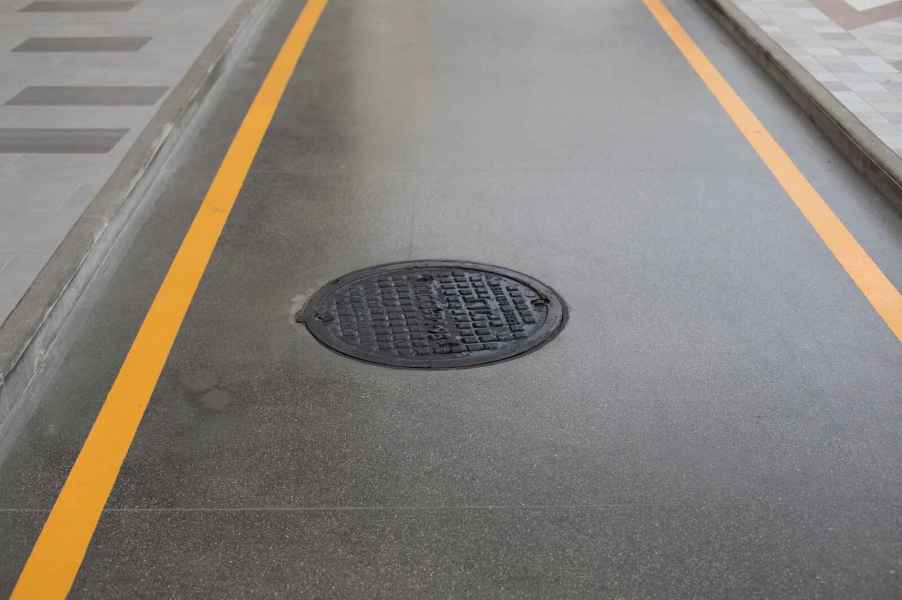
[299,260,567,369]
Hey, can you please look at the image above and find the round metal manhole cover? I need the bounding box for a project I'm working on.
[298,261,567,369]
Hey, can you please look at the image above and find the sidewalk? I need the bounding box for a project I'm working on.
[737,0,902,142]
[0,0,267,434]
[706,0,902,207]
[1,0,252,321]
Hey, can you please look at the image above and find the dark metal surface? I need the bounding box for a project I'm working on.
[300,261,567,368]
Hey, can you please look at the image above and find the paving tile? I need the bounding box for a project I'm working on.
[867,99,902,111]
[735,0,902,162]
[0,0,245,329]
[5,86,168,106]
[808,46,844,55]
[846,79,888,91]
[845,46,881,55]
[813,70,842,81]
[0,193,90,248]
[821,79,851,91]
[845,0,900,10]
[0,128,127,153]
[20,1,138,12]
[834,90,878,111]
[814,24,845,33]
[12,37,151,52]
[0,252,52,322]
[856,109,892,123]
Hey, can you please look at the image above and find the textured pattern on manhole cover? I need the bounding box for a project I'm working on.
[299,261,567,368]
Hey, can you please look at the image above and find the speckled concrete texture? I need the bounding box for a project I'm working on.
[0,0,900,597]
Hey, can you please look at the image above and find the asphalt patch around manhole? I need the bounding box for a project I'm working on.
[298,261,567,369]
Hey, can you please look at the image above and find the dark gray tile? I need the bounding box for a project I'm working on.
[20,1,138,12]
[0,129,127,153]
[12,37,151,52]
[6,86,167,107]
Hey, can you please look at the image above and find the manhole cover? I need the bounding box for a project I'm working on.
[298,260,567,368]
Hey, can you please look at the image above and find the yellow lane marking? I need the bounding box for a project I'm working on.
[643,0,902,343]
[11,0,329,597]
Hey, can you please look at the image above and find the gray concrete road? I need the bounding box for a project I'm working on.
[2,0,902,597]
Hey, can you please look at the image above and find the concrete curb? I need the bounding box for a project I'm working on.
[0,0,275,447]
[697,0,902,213]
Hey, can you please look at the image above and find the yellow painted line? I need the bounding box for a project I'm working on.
[643,0,902,343]
[11,0,329,597]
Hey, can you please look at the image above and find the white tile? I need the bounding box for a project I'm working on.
[846,80,889,92]
[844,0,899,10]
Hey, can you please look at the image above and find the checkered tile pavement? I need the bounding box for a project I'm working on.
[733,0,902,150]
[0,0,246,325]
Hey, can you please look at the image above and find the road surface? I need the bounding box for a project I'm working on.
[2,0,901,597]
